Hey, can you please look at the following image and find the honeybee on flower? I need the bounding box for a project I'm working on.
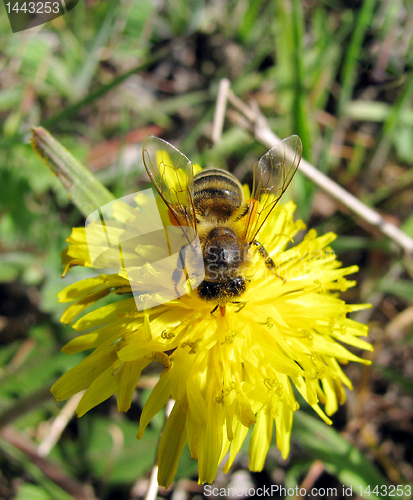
[53,136,371,487]
[142,135,301,315]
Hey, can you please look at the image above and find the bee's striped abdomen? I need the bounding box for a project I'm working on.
[193,168,244,219]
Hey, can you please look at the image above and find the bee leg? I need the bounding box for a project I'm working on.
[252,240,286,283]
[210,304,226,316]
[231,301,247,312]
[172,245,187,296]
[210,305,219,315]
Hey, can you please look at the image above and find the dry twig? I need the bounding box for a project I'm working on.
[212,78,230,144]
[37,391,84,457]
[226,88,413,256]
[0,426,96,500]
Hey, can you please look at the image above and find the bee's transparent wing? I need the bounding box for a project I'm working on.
[141,136,204,299]
[142,136,197,232]
[244,135,302,244]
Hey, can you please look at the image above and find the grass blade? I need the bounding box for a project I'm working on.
[294,410,389,499]
[42,48,168,128]
[291,0,311,161]
[338,0,376,115]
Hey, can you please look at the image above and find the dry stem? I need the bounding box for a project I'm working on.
[226,88,413,255]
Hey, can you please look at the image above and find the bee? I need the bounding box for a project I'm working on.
[142,135,302,315]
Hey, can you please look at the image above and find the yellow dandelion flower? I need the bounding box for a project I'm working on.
[52,137,371,488]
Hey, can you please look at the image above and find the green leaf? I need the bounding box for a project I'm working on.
[378,279,413,304]
[31,127,115,218]
[293,411,388,500]
[175,444,199,482]
[82,416,158,483]
[16,483,54,500]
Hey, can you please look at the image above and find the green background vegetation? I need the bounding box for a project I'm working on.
[1,0,413,499]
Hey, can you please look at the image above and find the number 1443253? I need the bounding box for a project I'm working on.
[5,2,61,14]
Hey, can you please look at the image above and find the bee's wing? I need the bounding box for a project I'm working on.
[245,135,302,245]
[142,136,197,234]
